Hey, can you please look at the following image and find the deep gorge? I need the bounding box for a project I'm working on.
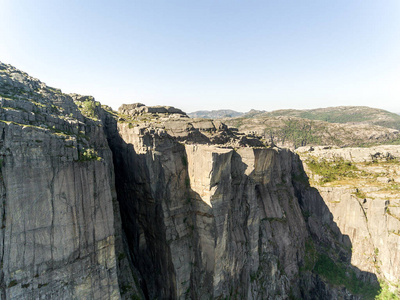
[0,62,399,299]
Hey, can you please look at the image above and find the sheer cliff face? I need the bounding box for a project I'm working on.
[109,121,310,299]
[297,146,400,289]
[0,63,120,299]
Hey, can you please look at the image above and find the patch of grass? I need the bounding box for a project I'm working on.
[314,253,380,299]
[375,282,399,299]
[306,157,358,184]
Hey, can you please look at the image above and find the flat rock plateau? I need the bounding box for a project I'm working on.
[0,61,399,299]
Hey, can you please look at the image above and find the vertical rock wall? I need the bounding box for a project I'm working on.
[297,146,400,292]
[0,62,121,299]
[108,122,310,299]
[0,123,120,299]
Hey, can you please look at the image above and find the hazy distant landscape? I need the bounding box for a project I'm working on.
[189,106,400,149]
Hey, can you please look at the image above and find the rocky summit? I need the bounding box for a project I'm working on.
[0,61,399,299]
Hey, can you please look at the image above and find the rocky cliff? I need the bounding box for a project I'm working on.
[297,146,400,292]
[0,63,122,299]
[1,61,399,299]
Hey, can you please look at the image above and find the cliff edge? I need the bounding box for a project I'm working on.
[1,61,398,299]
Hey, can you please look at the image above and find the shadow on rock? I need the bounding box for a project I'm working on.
[292,156,381,299]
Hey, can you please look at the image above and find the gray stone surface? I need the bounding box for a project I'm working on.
[297,146,400,292]
[0,61,122,299]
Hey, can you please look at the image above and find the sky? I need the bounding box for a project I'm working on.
[0,0,399,113]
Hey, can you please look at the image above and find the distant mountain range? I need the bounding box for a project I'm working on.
[191,106,400,149]
[240,106,400,131]
[191,106,400,130]
[188,109,244,119]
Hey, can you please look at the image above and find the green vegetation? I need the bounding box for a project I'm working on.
[258,106,400,131]
[375,283,399,299]
[78,148,102,162]
[75,97,100,121]
[277,119,322,148]
[306,157,358,184]
[314,253,380,298]
[224,106,400,148]
[300,239,400,299]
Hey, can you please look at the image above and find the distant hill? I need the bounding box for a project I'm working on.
[242,106,400,130]
[223,106,400,149]
[188,109,244,119]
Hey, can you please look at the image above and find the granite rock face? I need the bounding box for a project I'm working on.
[106,105,385,299]
[1,61,398,299]
[107,118,308,299]
[297,146,400,293]
[0,62,121,299]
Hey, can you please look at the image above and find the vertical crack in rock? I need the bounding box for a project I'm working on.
[49,161,56,270]
[0,157,7,299]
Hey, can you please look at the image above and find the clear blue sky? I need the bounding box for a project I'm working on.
[1,0,399,113]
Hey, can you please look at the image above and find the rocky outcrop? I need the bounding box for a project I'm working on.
[119,103,187,117]
[0,62,122,299]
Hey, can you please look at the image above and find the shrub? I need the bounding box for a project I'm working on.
[78,148,101,162]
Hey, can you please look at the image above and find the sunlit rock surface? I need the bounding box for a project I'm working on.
[1,61,399,299]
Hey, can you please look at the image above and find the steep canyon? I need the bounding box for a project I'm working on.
[0,62,398,299]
